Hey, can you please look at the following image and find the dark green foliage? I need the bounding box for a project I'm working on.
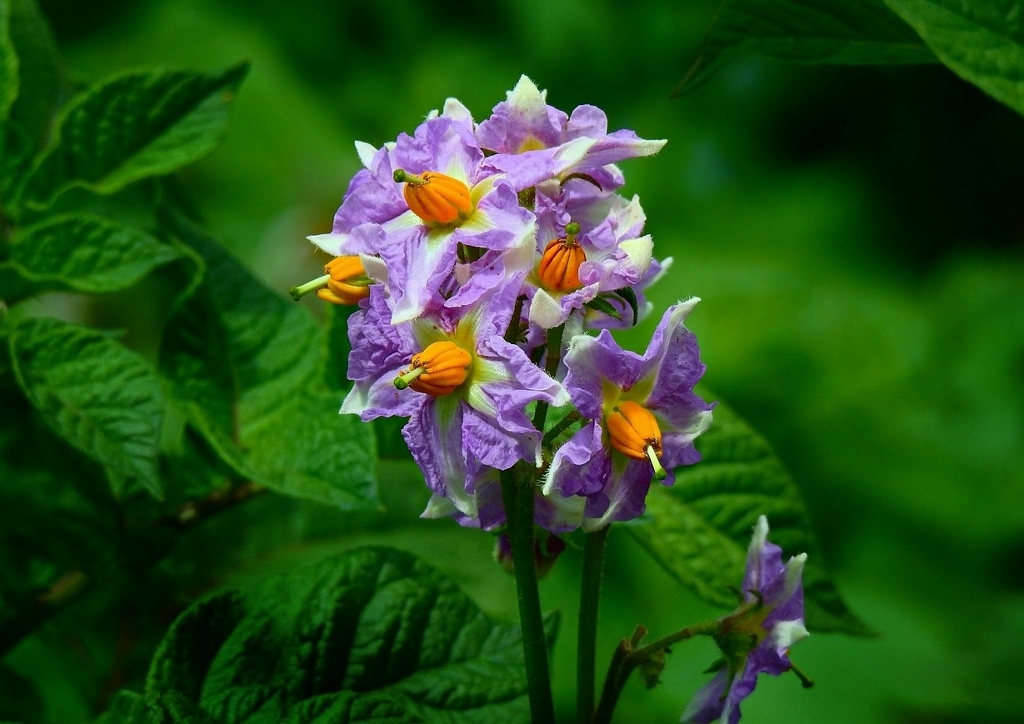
[9,316,167,498]
[19,63,249,212]
[4,0,1019,721]
[680,0,1024,120]
[677,0,934,94]
[0,0,62,196]
[626,402,870,635]
[141,548,546,722]
[0,214,182,302]
[158,212,378,510]
[883,0,1024,115]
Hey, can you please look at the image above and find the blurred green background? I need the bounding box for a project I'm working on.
[9,0,1023,721]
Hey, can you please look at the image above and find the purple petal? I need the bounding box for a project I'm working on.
[543,421,607,498]
[583,457,652,530]
[563,330,645,418]
[403,400,477,516]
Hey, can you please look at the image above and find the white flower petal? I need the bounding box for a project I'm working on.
[307,231,346,255]
[529,289,567,329]
[354,140,377,169]
[772,619,810,650]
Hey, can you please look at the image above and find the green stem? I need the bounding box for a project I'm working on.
[544,323,566,377]
[593,620,718,724]
[576,525,609,724]
[500,464,555,723]
[542,410,583,447]
[532,324,566,433]
[593,626,647,724]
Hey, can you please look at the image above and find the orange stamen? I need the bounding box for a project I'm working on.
[394,341,472,396]
[394,169,473,225]
[321,255,370,305]
[537,222,585,292]
[606,400,664,465]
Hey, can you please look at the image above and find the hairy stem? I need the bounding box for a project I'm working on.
[500,464,555,723]
[593,620,718,724]
[532,324,566,433]
[542,410,582,447]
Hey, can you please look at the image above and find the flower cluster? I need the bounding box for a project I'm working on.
[294,76,713,533]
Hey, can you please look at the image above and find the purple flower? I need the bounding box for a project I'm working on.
[544,300,712,529]
[527,191,654,329]
[309,101,536,324]
[682,516,809,724]
[476,75,667,190]
[342,284,567,517]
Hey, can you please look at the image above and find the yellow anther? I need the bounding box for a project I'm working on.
[394,340,472,396]
[291,255,371,304]
[606,401,666,478]
[394,169,473,225]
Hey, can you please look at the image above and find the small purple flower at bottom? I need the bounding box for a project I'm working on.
[682,516,810,724]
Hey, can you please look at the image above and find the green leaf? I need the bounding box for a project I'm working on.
[0,663,43,722]
[372,417,413,460]
[0,0,62,196]
[145,547,544,722]
[97,690,216,724]
[0,380,121,597]
[883,0,1024,117]
[159,212,378,510]
[0,214,181,303]
[624,401,870,635]
[20,63,248,210]
[677,0,935,95]
[324,302,356,393]
[9,316,166,499]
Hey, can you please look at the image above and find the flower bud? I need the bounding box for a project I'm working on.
[394,341,472,396]
[537,222,585,292]
[394,169,472,225]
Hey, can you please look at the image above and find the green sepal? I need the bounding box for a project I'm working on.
[584,295,622,321]
[610,286,639,326]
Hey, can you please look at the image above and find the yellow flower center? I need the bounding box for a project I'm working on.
[290,255,371,304]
